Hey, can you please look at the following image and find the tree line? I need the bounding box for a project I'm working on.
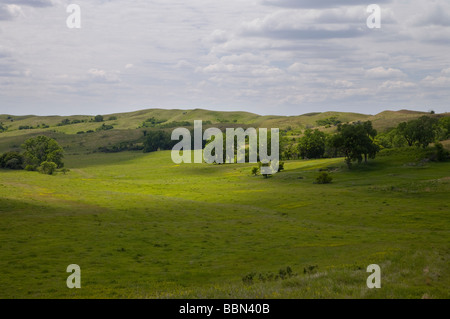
[281,115,450,168]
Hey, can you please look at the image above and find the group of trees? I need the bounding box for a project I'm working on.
[0,136,64,175]
[283,121,380,168]
[143,130,175,152]
[281,115,450,168]
[316,116,342,127]
[375,116,449,150]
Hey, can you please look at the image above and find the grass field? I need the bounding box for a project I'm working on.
[0,148,449,298]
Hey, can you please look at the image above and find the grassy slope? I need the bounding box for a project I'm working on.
[0,150,448,298]
[1,108,447,155]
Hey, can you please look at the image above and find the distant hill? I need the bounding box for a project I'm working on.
[0,108,448,154]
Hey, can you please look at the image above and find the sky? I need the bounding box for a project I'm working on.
[0,0,449,116]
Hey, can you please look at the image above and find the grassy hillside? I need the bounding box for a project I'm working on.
[0,149,449,298]
[0,108,447,155]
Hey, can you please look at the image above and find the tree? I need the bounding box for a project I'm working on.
[361,121,379,163]
[143,130,173,152]
[330,121,379,168]
[298,129,326,159]
[414,116,438,148]
[94,115,104,122]
[0,152,24,169]
[397,116,438,148]
[39,161,57,175]
[22,136,64,168]
[438,116,450,140]
[374,128,407,149]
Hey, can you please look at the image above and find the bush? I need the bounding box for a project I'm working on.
[251,166,259,176]
[434,143,449,162]
[39,161,57,175]
[303,265,318,275]
[94,115,104,122]
[19,125,34,130]
[0,152,24,169]
[315,172,332,184]
[96,124,113,131]
[108,116,117,121]
[25,164,36,171]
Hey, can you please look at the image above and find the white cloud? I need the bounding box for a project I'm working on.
[365,67,406,79]
[87,68,120,83]
[0,4,24,20]
[422,75,450,87]
[380,80,416,90]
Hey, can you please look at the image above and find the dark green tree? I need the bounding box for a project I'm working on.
[330,121,379,168]
[22,136,64,168]
[397,116,438,148]
[143,130,173,152]
[438,116,450,140]
[0,152,24,169]
[39,161,57,175]
[298,129,326,159]
[94,115,104,122]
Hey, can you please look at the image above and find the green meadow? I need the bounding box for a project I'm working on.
[0,148,449,298]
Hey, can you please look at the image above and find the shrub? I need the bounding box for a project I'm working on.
[19,125,33,130]
[94,115,104,122]
[96,124,113,131]
[434,142,449,162]
[25,165,36,171]
[39,161,57,175]
[278,161,285,172]
[108,116,117,121]
[242,272,256,285]
[303,265,318,275]
[315,172,332,184]
[251,166,259,176]
[242,267,297,285]
[0,152,24,169]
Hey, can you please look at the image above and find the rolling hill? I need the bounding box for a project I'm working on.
[0,108,448,155]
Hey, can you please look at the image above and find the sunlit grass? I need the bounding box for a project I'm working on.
[0,150,448,298]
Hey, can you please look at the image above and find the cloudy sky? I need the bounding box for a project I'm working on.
[0,0,449,116]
